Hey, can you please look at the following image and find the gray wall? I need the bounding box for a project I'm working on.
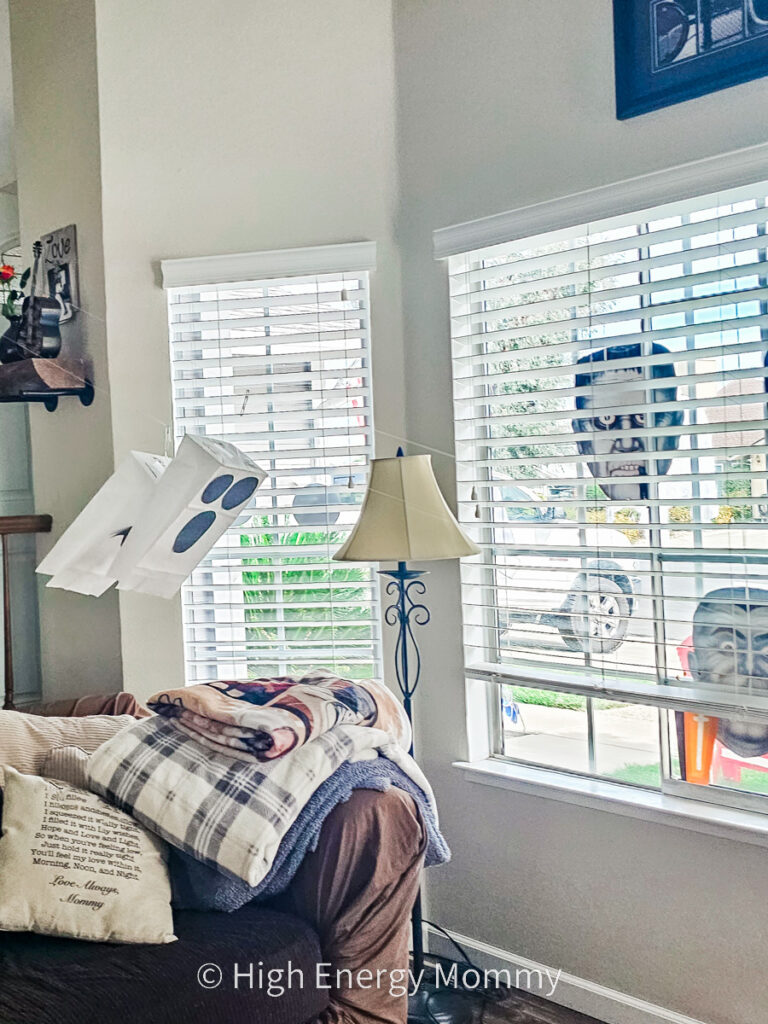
[10,0,123,699]
[0,404,43,705]
[0,0,41,706]
[0,0,14,188]
[92,0,405,700]
[393,3,768,1023]
[7,0,406,702]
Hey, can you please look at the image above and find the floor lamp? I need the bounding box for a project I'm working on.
[334,449,479,1022]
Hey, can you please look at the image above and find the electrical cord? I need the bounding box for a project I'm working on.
[422,920,473,966]
[416,920,507,1024]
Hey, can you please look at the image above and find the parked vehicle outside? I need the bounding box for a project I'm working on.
[492,484,642,656]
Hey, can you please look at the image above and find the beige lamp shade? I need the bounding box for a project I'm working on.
[333,454,480,563]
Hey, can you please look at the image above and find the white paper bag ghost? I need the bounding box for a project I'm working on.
[37,435,266,599]
[36,451,170,596]
[110,434,266,598]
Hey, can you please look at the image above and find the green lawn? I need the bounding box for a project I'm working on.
[508,686,622,712]
[605,761,768,795]
[604,762,661,788]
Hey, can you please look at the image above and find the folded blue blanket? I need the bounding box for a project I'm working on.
[169,757,449,912]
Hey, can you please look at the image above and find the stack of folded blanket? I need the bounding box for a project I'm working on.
[87,671,449,911]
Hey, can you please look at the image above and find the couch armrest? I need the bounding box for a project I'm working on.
[22,692,150,719]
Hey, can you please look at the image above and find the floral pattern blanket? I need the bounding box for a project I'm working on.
[147,671,411,761]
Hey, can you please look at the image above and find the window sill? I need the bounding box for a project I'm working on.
[455,758,768,848]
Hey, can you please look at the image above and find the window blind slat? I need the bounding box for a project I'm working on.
[450,232,768,303]
[171,336,369,362]
[172,388,370,415]
[453,336,768,385]
[451,285,768,342]
[453,259,768,328]
[452,313,768,368]
[455,201,767,283]
[174,373,370,397]
[171,288,366,314]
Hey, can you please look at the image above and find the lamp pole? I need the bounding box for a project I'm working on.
[332,446,479,1020]
[379,558,430,975]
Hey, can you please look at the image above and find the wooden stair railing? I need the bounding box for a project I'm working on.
[1,515,52,710]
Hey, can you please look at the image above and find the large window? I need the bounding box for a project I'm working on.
[166,259,382,684]
[447,180,768,808]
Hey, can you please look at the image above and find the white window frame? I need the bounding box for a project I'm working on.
[437,142,768,833]
[162,241,383,685]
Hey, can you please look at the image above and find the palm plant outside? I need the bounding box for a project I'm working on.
[241,517,375,679]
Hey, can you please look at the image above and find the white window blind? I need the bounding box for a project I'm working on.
[448,180,768,722]
[167,269,382,684]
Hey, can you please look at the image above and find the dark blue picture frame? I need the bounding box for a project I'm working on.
[614,0,768,118]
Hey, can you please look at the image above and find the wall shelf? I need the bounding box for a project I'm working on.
[0,358,94,412]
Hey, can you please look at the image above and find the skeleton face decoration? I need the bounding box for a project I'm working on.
[689,587,768,758]
[572,343,683,501]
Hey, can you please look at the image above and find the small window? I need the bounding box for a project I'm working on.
[167,268,382,684]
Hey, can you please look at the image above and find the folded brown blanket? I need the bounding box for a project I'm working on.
[23,692,150,719]
[147,671,410,761]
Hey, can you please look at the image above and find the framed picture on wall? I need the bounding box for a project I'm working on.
[42,224,78,324]
[614,0,768,118]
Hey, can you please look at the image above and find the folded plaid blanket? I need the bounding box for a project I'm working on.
[147,671,411,761]
[169,758,450,912]
[87,716,432,887]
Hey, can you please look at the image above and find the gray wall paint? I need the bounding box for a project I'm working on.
[93,0,405,701]
[10,0,123,700]
[393,3,768,1023]
[0,0,15,188]
[0,0,41,705]
[0,191,18,251]
[9,0,403,703]
[0,404,43,705]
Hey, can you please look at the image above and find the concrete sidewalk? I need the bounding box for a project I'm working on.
[504,702,659,776]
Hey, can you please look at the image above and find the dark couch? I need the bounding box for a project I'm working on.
[0,694,424,1024]
[0,904,328,1024]
[0,697,330,1024]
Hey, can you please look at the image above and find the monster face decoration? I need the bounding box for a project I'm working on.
[38,435,266,599]
[689,587,768,759]
[572,343,684,501]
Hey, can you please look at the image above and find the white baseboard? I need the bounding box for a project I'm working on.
[424,926,708,1024]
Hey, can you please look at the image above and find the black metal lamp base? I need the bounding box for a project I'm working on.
[408,985,474,1024]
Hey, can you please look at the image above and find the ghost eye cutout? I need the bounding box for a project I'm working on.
[173,510,217,553]
[221,476,259,510]
[202,474,234,503]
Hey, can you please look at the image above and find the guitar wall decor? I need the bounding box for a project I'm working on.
[0,241,62,364]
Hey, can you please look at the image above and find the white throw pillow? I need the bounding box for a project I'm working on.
[41,745,90,788]
[0,710,134,786]
[0,767,176,944]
